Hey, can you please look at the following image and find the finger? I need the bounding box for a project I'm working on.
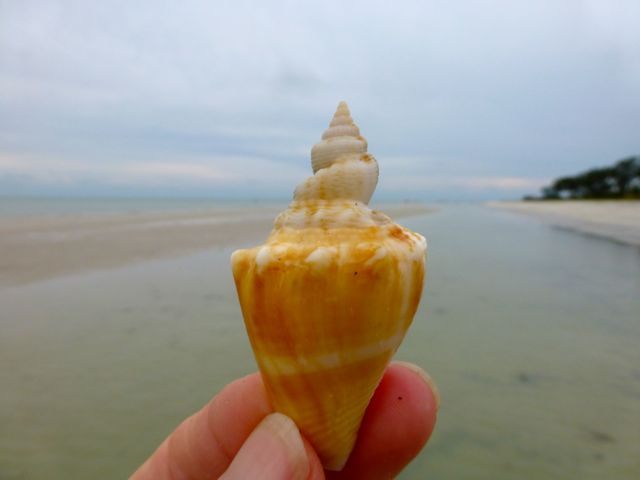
[302,437,328,480]
[131,362,438,480]
[327,361,439,480]
[131,372,273,480]
[221,413,310,480]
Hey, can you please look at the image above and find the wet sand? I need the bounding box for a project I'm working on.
[488,201,640,247]
[0,203,434,287]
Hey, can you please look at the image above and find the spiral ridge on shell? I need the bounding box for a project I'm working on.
[295,101,379,205]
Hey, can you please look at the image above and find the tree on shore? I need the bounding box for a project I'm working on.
[531,155,640,200]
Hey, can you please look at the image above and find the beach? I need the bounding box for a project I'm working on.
[488,201,640,247]
[0,202,433,287]
[1,202,639,479]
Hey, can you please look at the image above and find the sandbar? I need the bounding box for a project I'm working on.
[488,201,640,247]
[0,203,434,287]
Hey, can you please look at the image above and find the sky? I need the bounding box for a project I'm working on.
[1,0,639,201]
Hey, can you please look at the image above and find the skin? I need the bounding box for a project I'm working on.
[131,362,438,480]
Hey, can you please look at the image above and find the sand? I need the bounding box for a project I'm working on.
[0,203,434,288]
[488,201,640,247]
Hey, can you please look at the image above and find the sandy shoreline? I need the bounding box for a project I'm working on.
[0,203,434,288]
[488,200,640,247]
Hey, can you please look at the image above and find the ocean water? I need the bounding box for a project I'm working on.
[0,205,639,479]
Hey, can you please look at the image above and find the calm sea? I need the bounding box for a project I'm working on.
[0,202,639,479]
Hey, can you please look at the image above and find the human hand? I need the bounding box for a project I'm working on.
[131,361,439,480]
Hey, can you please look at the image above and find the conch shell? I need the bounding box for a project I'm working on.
[231,101,426,470]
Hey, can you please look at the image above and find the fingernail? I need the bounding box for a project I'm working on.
[394,361,440,411]
[260,413,309,479]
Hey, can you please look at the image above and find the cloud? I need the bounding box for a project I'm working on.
[0,1,639,200]
[381,174,547,191]
[0,152,307,192]
[458,177,548,190]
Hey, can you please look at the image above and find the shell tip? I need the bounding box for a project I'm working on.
[336,100,350,116]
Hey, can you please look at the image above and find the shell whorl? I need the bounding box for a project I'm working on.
[311,102,367,172]
[296,101,379,205]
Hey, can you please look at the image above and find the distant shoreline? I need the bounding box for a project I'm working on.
[487,200,640,247]
[0,202,434,288]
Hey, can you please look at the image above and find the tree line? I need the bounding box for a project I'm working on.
[528,155,640,200]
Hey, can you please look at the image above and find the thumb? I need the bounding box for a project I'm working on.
[221,413,311,480]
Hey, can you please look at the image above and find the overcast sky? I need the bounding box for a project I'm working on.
[1,0,639,200]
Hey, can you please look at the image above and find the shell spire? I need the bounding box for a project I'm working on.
[322,101,360,140]
[298,101,378,205]
[311,101,368,173]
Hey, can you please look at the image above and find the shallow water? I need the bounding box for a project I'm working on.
[1,205,639,479]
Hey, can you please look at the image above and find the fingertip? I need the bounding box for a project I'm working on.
[221,413,310,480]
[328,362,438,479]
[302,437,326,480]
[392,361,440,411]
